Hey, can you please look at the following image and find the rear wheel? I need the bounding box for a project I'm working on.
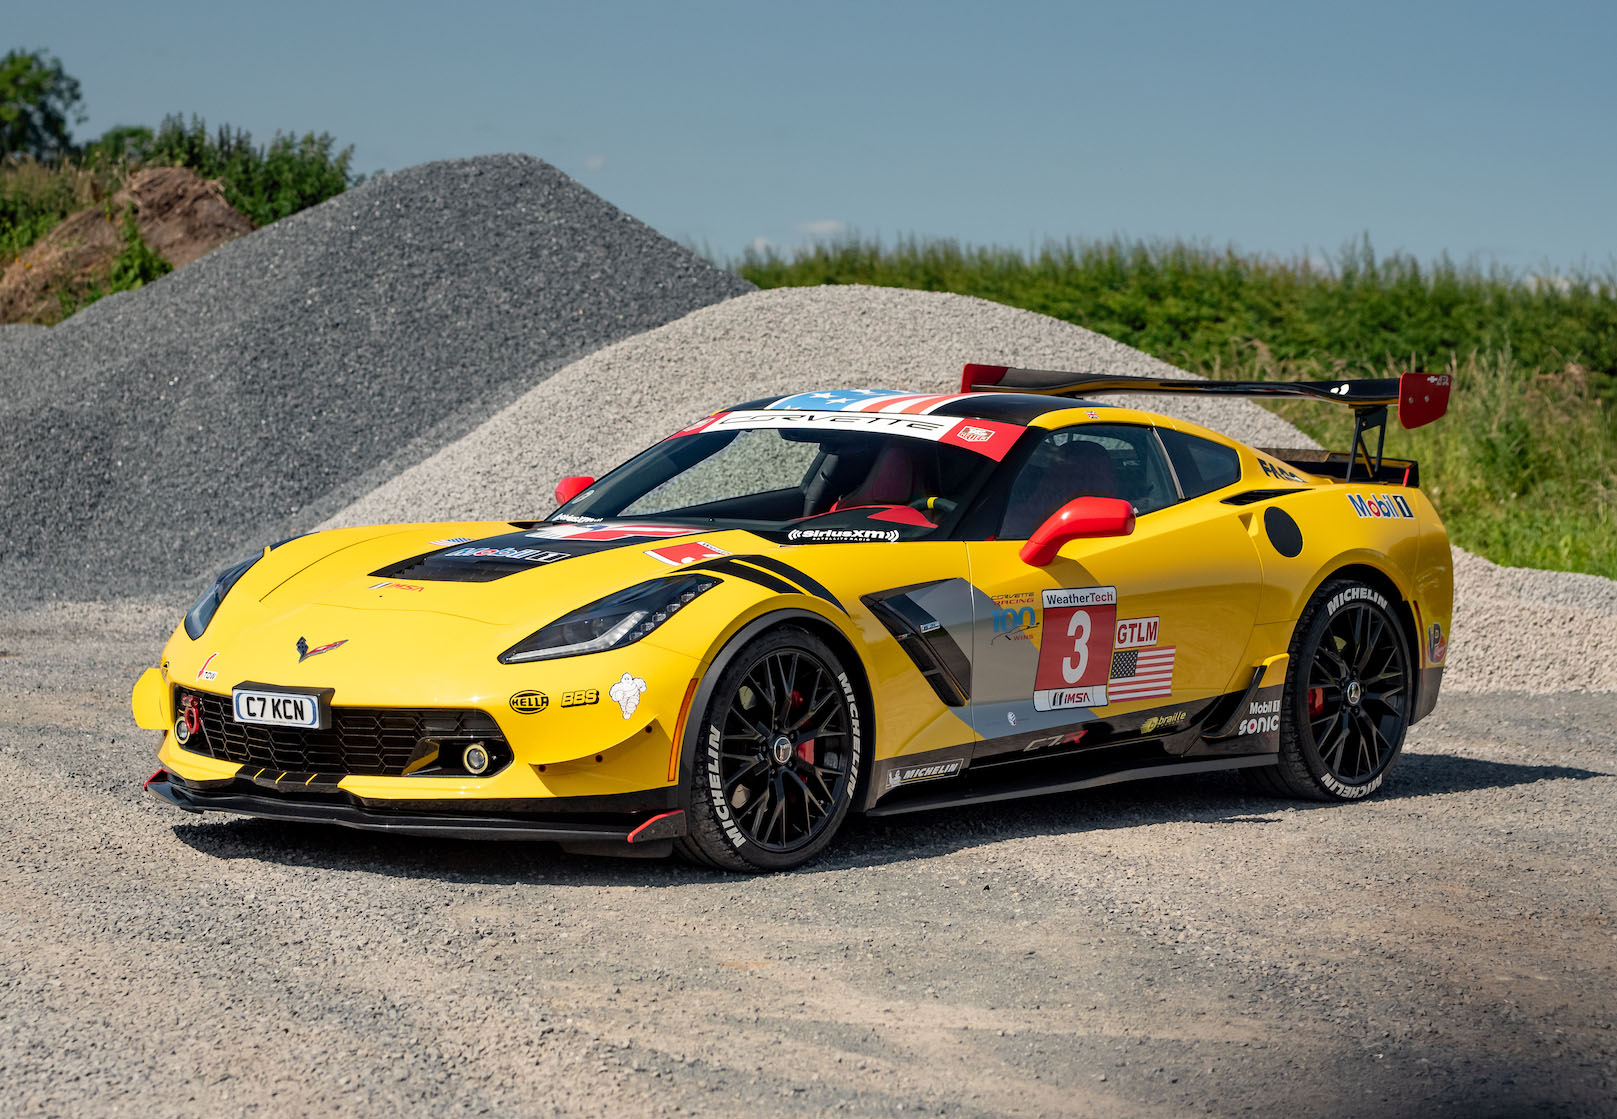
[678,626,863,872]
[1252,577,1412,801]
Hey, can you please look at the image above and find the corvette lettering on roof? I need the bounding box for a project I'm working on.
[684,409,1022,460]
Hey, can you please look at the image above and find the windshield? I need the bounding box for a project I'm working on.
[552,423,1004,542]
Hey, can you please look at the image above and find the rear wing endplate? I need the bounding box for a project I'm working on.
[962,363,1451,483]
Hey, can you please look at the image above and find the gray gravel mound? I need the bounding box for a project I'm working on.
[1447,549,1617,693]
[326,285,1317,527]
[0,155,751,600]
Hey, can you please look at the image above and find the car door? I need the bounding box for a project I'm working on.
[964,422,1263,758]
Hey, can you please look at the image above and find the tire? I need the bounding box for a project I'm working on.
[1250,577,1413,802]
[677,626,863,872]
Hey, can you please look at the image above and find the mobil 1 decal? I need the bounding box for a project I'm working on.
[1033,587,1117,711]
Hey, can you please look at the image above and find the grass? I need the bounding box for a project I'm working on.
[0,156,119,262]
[738,236,1617,578]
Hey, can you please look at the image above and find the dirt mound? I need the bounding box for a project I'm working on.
[0,166,252,323]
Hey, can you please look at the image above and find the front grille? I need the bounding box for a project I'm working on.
[176,688,504,777]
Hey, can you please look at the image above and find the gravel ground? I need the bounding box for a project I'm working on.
[1,600,1612,1118]
[0,156,750,601]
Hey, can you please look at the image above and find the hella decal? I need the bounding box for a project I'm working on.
[509,690,550,714]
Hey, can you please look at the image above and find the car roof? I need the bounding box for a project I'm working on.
[728,389,1116,425]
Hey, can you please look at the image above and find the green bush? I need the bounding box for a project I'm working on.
[132,114,355,227]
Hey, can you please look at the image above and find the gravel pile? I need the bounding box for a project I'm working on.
[1448,549,1617,692]
[325,285,1316,526]
[0,155,751,600]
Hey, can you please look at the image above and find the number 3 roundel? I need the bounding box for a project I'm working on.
[1034,586,1117,711]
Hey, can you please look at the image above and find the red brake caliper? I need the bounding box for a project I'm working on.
[790,689,814,764]
[1307,687,1325,717]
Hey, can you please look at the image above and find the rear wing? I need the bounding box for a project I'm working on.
[962,363,1451,484]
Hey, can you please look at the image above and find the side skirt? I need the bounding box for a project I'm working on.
[865,747,1277,817]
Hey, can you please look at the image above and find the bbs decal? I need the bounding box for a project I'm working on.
[1326,586,1388,615]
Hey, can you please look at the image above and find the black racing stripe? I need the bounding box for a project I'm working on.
[734,554,848,615]
[699,557,800,596]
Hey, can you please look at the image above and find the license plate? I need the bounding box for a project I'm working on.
[233,686,324,729]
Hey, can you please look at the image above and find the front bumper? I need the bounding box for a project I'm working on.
[144,769,686,846]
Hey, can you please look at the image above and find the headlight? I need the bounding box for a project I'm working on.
[499,574,721,664]
[182,555,258,640]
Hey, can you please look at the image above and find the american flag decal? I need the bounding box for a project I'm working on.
[1109,646,1176,701]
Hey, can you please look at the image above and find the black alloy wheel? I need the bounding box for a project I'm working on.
[1253,577,1413,802]
[680,626,862,872]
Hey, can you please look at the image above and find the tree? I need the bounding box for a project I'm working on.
[0,49,85,160]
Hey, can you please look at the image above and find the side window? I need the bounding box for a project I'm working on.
[998,425,1178,539]
[1157,428,1242,498]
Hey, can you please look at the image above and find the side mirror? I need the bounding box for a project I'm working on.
[553,475,595,506]
[1018,496,1135,566]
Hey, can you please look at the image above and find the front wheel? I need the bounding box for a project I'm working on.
[1252,577,1413,801]
[678,626,863,872]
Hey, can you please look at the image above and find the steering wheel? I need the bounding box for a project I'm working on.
[908,495,958,516]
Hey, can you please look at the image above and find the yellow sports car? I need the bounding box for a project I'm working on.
[132,365,1454,871]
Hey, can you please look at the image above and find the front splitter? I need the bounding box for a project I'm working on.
[144,770,686,845]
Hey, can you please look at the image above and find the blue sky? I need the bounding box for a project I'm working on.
[14,0,1616,272]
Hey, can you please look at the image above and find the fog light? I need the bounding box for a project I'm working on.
[462,742,491,775]
[174,715,191,744]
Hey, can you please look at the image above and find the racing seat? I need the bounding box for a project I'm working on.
[1001,439,1120,538]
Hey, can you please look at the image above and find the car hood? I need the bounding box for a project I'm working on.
[245,520,772,628]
